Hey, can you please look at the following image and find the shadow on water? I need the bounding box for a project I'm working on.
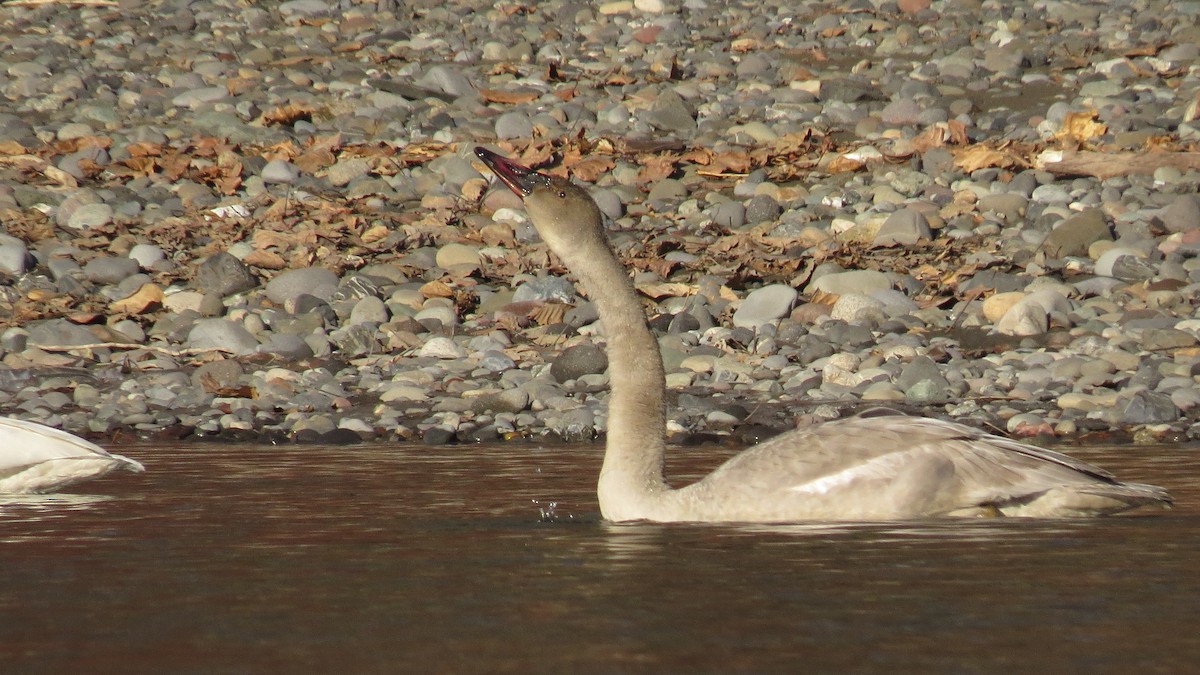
[0,441,1198,673]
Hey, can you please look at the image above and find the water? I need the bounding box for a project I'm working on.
[1,442,1198,674]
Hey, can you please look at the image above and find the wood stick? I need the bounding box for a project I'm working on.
[1037,149,1200,179]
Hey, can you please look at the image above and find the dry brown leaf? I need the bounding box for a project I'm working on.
[954,144,1026,172]
[810,289,839,305]
[242,249,286,269]
[731,38,762,52]
[110,283,164,314]
[638,155,678,183]
[258,103,316,126]
[528,302,568,326]
[1056,110,1107,143]
[360,223,390,243]
[568,155,615,182]
[825,153,865,173]
[419,280,454,298]
[635,282,694,299]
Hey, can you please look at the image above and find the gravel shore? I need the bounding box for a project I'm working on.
[1,0,1199,446]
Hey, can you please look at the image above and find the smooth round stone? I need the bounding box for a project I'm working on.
[265,267,339,304]
[550,343,608,383]
[194,252,258,297]
[278,0,330,15]
[56,122,93,141]
[348,296,389,325]
[994,299,1048,336]
[744,194,781,224]
[861,381,905,401]
[380,384,430,403]
[67,202,114,229]
[477,350,517,373]
[261,159,300,184]
[982,291,1026,322]
[171,86,227,108]
[82,255,139,284]
[127,244,165,269]
[495,111,534,139]
[418,64,476,97]
[0,240,30,275]
[733,284,798,330]
[325,157,371,187]
[435,243,482,268]
[1163,194,1200,234]
[417,336,467,359]
[712,201,746,228]
[830,293,886,323]
[187,318,260,355]
[414,305,459,328]
[810,269,891,295]
[513,276,576,303]
[880,98,922,126]
[259,333,315,359]
[1095,247,1153,280]
[873,208,931,246]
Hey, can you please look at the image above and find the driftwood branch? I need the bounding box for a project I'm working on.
[1037,150,1200,179]
[3,0,118,6]
[30,342,231,357]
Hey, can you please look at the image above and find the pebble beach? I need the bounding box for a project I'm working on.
[1,0,1200,447]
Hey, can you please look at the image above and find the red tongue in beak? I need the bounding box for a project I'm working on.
[475,146,551,197]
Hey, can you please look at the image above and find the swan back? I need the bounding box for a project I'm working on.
[0,418,144,494]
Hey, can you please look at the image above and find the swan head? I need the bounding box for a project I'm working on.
[475,147,604,250]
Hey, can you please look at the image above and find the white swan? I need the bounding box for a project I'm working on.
[0,417,144,494]
[476,146,1172,522]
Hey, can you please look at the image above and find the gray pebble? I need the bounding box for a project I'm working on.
[266,267,339,304]
[188,319,260,355]
[82,255,139,284]
[261,159,300,184]
[67,203,114,229]
[733,285,798,330]
[194,252,258,297]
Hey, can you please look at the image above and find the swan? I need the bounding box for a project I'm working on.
[0,417,144,494]
[475,146,1172,522]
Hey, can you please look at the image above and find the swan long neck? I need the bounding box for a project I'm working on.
[550,232,671,519]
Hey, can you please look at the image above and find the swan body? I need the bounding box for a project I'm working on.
[0,418,144,494]
[475,147,1172,522]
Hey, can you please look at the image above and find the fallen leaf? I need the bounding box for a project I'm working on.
[635,282,694,299]
[420,280,454,298]
[242,249,286,269]
[110,283,164,314]
[954,144,1026,172]
[1056,110,1107,143]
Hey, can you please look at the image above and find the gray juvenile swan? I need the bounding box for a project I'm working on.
[476,146,1172,522]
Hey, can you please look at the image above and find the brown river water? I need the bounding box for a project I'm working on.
[1,441,1198,674]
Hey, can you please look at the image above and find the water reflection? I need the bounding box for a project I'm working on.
[0,441,1195,673]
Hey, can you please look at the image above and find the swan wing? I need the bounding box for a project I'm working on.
[0,418,144,493]
[686,412,1169,519]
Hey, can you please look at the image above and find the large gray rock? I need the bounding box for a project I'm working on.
[1162,194,1200,233]
[194,252,257,297]
[550,343,608,383]
[733,284,798,329]
[265,267,339,304]
[873,208,932,246]
[1042,208,1110,257]
[187,318,260,354]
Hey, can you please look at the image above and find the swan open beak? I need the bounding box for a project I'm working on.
[475,147,552,197]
